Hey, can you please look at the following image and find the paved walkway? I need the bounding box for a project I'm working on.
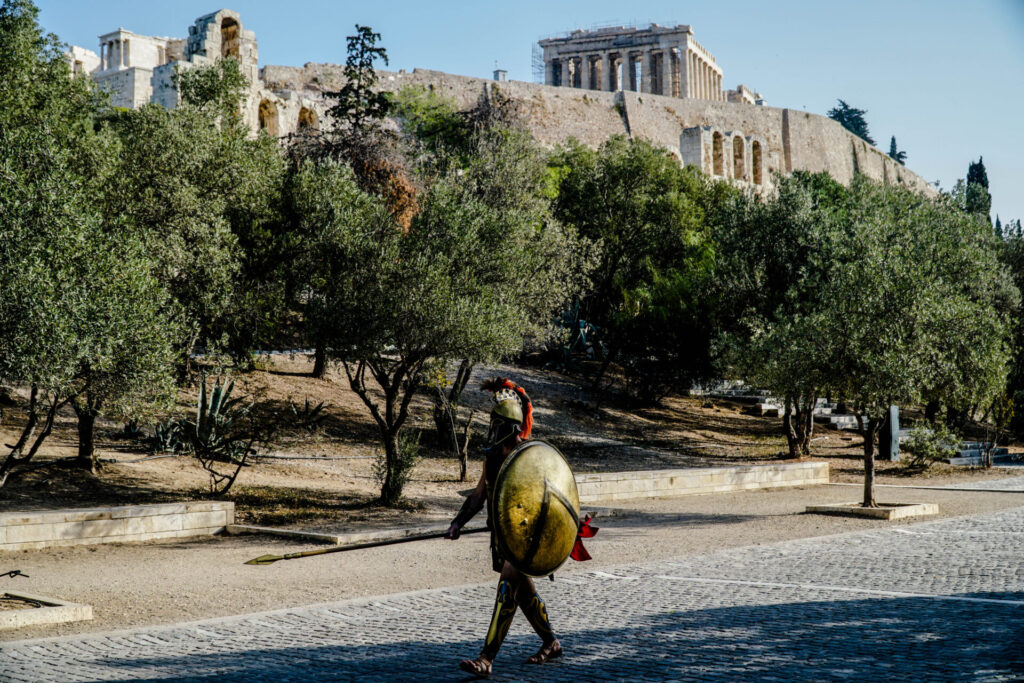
[4,507,1024,682]
[943,474,1024,491]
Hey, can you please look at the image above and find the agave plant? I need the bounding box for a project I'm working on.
[187,374,253,463]
[151,419,185,454]
[290,397,327,431]
[186,374,265,496]
[120,420,144,439]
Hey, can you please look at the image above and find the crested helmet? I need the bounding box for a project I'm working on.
[482,377,533,448]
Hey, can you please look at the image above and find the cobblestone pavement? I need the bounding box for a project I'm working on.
[4,507,1024,682]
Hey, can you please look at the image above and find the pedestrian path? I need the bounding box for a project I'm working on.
[942,474,1024,491]
[3,507,1024,681]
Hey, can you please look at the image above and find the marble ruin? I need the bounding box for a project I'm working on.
[68,10,324,137]
[539,25,762,106]
[66,9,933,196]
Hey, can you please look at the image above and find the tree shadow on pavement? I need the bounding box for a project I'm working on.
[47,591,1024,682]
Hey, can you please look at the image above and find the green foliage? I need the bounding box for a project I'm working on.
[185,374,265,495]
[997,231,1024,436]
[901,423,959,468]
[888,136,907,165]
[968,157,989,189]
[290,397,327,431]
[294,124,584,503]
[965,157,992,222]
[0,0,179,476]
[827,99,875,145]
[187,375,253,460]
[0,0,99,133]
[373,430,420,500]
[720,172,1014,503]
[550,136,724,399]
[100,99,288,364]
[392,84,463,154]
[326,25,392,133]
[152,419,185,454]
[173,57,248,125]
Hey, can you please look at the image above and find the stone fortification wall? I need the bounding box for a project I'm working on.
[259,63,935,196]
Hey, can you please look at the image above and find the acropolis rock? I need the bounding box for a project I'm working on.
[67,9,935,196]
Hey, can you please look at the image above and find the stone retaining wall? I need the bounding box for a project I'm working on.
[575,461,828,503]
[0,502,233,552]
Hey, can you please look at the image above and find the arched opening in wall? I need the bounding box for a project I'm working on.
[733,136,745,180]
[298,107,319,132]
[712,132,724,176]
[221,17,240,60]
[752,141,762,184]
[258,100,278,137]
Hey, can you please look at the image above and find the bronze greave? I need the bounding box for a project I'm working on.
[482,579,517,659]
[517,588,555,643]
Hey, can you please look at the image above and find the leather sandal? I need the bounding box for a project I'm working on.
[527,639,563,664]
[459,655,493,677]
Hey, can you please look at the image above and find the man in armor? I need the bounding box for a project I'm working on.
[445,377,562,677]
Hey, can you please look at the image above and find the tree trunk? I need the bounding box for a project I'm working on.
[312,345,327,379]
[75,408,97,474]
[802,398,815,457]
[433,360,473,455]
[783,397,801,459]
[924,400,940,424]
[861,416,878,508]
[380,431,402,506]
[783,395,816,459]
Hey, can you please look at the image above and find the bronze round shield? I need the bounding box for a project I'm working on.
[491,440,580,577]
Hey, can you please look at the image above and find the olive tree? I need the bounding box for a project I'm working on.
[293,158,585,505]
[722,173,1014,505]
[830,181,1012,505]
[717,172,851,458]
[551,136,724,400]
[0,0,179,480]
[100,98,287,367]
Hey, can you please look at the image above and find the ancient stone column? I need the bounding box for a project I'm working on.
[641,50,653,93]
[559,59,570,88]
[672,49,683,98]
[687,53,694,97]
[601,52,612,91]
[580,54,591,90]
[545,60,555,86]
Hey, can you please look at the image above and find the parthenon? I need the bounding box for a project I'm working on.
[539,24,761,104]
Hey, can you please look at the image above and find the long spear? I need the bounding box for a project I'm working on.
[244,527,488,565]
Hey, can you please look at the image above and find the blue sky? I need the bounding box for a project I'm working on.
[36,0,1023,224]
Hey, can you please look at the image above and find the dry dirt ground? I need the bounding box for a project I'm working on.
[1,354,1018,523]
[2,354,1023,640]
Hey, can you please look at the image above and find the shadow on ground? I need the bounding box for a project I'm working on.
[17,592,1022,682]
